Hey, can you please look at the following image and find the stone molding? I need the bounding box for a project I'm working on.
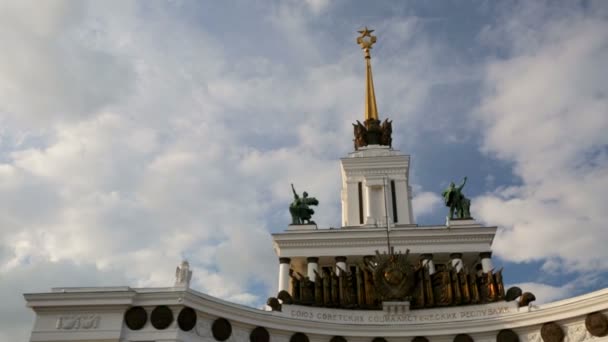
[347,146,402,158]
[344,169,409,177]
[25,286,608,339]
[274,235,494,250]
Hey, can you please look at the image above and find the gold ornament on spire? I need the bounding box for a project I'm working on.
[357,27,379,121]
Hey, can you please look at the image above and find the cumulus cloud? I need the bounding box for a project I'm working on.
[0,2,451,339]
[412,191,443,219]
[473,1,608,273]
[508,282,573,305]
[0,1,134,125]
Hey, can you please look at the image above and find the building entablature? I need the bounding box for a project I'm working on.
[272,223,497,260]
[23,286,608,341]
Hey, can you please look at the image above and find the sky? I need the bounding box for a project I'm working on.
[1,0,607,340]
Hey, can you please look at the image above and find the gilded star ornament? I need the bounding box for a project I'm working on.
[357,26,377,52]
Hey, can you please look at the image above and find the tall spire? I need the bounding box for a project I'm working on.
[357,27,379,121]
[352,27,392,151]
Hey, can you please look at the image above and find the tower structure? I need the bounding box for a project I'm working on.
[272,29,497,299]
[342,27,413,227]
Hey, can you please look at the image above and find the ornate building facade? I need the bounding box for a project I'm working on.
[24,29,608,342]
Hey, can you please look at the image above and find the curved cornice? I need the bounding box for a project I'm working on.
[25,286,608,337]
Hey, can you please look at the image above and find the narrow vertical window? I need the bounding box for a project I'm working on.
[391,180,398,223]
[358,182,364,224]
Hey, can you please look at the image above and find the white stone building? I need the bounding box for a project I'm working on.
[24,29,608,342]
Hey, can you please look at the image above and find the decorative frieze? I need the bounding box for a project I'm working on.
[56,314,100,330]
[344,168,408,177]
[566,323,589,342]
[278,301,517,325]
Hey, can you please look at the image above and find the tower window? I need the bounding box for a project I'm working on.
[358,182,364,224]
[390,180,398,223]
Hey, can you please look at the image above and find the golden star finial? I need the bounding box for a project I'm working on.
[357,27,377,57]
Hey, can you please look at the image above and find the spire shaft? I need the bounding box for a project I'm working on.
[357,27,379,122]
[364,56,379,121]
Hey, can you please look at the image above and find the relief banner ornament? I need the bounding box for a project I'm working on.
[56,314,100,330]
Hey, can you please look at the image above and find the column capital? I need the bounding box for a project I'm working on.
[419,253,433,261]
[335,256,347,263]
[279,257,291,264]
[306,257,319,263]
[479,252,492,259]
[450,253,463,259]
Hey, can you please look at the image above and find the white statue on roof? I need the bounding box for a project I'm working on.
[175,260,192,288]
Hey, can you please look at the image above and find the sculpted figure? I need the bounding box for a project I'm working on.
[412,265,426,308]
[353,120,368,149]
[479,271,497,303]
[442,176,472,219]
[361,258,377,307]
[365,119,382,145]
[380,118,392,147]
[300,275,315,305]
[450,268,462,305]
[432,270,453,306]
[289,184,319,225]
[289,269,301,303]
[469,272,480,304]
[313,270,324,306]
[322,270,331,306]
[175,260,193,287]
[330,270,339,306]
[494,268,506,299]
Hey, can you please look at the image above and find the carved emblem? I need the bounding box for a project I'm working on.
[371,249,415,301]
[568,323,589,342]
[525,333,542,342]
[56,314,100,330]
[586,312,608,337]
[541,322,564,342]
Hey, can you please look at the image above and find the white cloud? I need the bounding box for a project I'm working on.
[0,1,134,125]
[412,191,443,219]
[507,282,573,305]
[0,1,478,339]
[473,1,608,273]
